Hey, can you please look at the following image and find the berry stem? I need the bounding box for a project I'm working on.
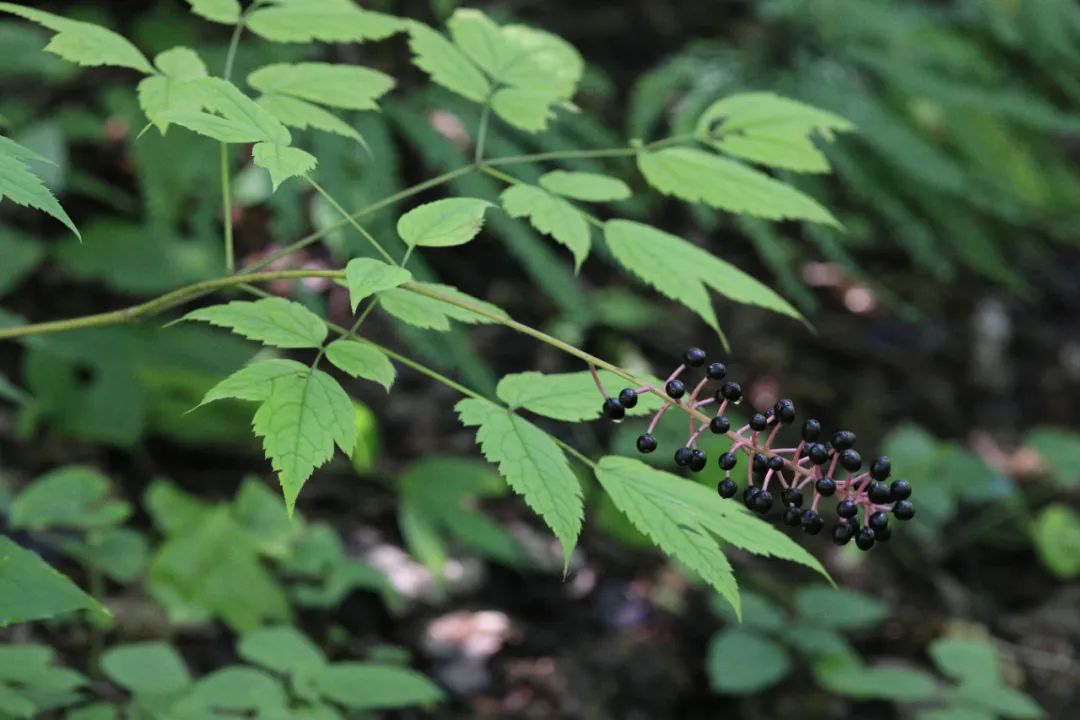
[588,363,609,399]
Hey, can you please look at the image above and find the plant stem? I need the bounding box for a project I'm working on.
[220,144,235,273]
[474,101,492,164]
[306,177,398,265]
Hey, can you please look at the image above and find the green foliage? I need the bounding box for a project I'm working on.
[324,340,395,391]
[496,370,662,422]
[397,197,493,248]
[378,282,508,330]
[0,537,107,627]
[244,0,404,45]
[926,636,1044,718]
[707,628,790,694]
[0,644,88,717]
[500,184,592,270]
[0,4,152,73]
[1025,427,1080,488]
[538,170,632,202]
[1031,504,1080,579]
[344,258,412,311]
[184,298,326,349]
[0,135,78,237]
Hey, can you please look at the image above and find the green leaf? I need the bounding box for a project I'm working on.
[495,24,582,100]
[539,170,632,202]
[344,258,412,312]
[929,637,1001,685]
[0,228,44,295]
[456,398,583,562]
[310,663,444,710]
[638,147,839,226]
[252,142,317,191]
[61,528,148,583]
[10,466,130,531]
[0,135,78,237]
[707,628,791,694]
[238,626,326,675]
[445,8,516,78]
[101,642,191,696]
[325,340,395,391]
[0,536,107,626]
[490,87,560,132]
[253,369,357,513]
[0,4,153,73]
[184,0,240,24]
[247,1,404,44]
[182,298,327,349]
[170,667,288,716]
[232,477,301,558]
[379,282,507,331]
[917,709,995,720]
[500,185,590,270]
[137,47,210,132]
[406,21,491,103]
[696,92,854,173]
[397,197,493,248]
[794,585,888,630]
[815,660,937,701]
[496,370,662,422]
[199,359,310,407]
[951,682,1045,718]
[248,62,395,111]
[155,77,291,145]
[604,219,805,337]
[1032,503,1080,579]
[257,94,364,145]
[595,456,740,613]
[1026,427,1080,488]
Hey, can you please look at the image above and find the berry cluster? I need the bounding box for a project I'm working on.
[596,348,916,552]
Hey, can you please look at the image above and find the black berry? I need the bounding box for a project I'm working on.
[801,510,824,535]
[706,362,727,380]
[767,455,785,472]
[870,455,891,481]
[717,478,737,498]
[783,506,802,527]
[781,488,803,507]
[753,490,774,514]
[802,419,822,442]
[868,481,892,504]
[815,476,836,496]
[840,449,862,472]
[831,430,856,451]
[689,449,707,472]
[752,453,768,472]
[683,347,706,367]
[832,522,855,546]
[837,499,858,519]
[774,399,796,425]
[720,382,742,402]
[618,388,639,409]
[636,433,657,454]
[875,525,892,542]
[750,413,769,431]
[890,479,912,501]
[808,443,829,465]
[868,511,889,531]
[602,397,625,420]
[674,447,692,466]
[710,415,731,434]
[855,527,876,551]
[893,500,915,521]
[718,452,737,470]
[665,379,685,399]
[744,486,761,509]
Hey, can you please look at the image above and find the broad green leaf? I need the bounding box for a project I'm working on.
[344,258,412,312]
[156,77,291,145]
[311,663,445,710]
[101,642,191,695]
[0,135,78,237]
[325,340,395,391]
[61,528,148,583]
[397,197,493,248]
[199,359,309,407]
[248,62,395,111]
[137,47,209,131]
[929,638,1000,684]
[539,170,632,202]
[638,147,839,226]
[490,87,560,132]
[0,644,87,714]
[232,477,301,557]
[456,398,582,561]
[707,628,791,694]
[604,219,804,336]
[253,369,357,513]
[496,370,662,422]
[794,585,888,630]
[252,142,317,190]
[238,626,325,675]
[406,21,490,103]
[710,591,787,633]
[182,298,327,349]
[500,185,590,270]
[66,703,120,720]
[170,667,288,716]
[257,94,364,145]
[379,282,507,331]
[1032,504,1080,579]
[10,466,130,531]
[446,8,515,78]
[0,4,153,73]
[951,681,1045,718]
[184,0,240,24]
[0,229,44,295]
[497,24,582,99]
[917,710,994,720]
[814,658,937,701]
[247,1,404,44]
[696,92,854,173]
[1026,427,1080,488]
[0,537,107,626]
[595,456,740,615]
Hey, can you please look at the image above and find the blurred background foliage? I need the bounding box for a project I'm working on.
[1,0,1079,718]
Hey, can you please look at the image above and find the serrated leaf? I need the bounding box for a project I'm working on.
[379,282,508,331]
[397,197,493,248]
[490,87,560,132]
[253,369,356,513]
[406,21,490,103]
[184,0,240,24]
[497,24,583,99]
[101,642,191,696]
[252,142,316,190]
[604,219,804,336]
[496,370,662,422]
[707,628,791,694]
[248,62,395,111]
[0,536,108,626]
[638,146,839,226]
[247,1,404,44]
[238,626,325,675]
[257,94,364,145]
[311,663,445,710]
[446,8,516,78]
[199,359,309,407]
[137,47,209,131]
[0,135,78,237]
[10,466,130,532]
[0,3,153,74]
[456,398,582,561]
[325,340,395,391]
[500,184,590,269]
[697,92,854,173]
[155,77,291,145]
[539,170,631,202]
[183,298,327,349]
[344,258,411,312]
[595,456,740,615]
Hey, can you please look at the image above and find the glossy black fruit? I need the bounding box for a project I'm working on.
[783,506,802,527]
[870,455,891,481]
[890,479,912,501]
[710,415,731,434]
[815,476,837,496]
[855,527,876,551]
[718,452,738,470]
[781,488,804,507]
[750,413,769,431]
[801,510,824,535]
[683,347,707,367]
[753,490,774,514]
[893,500,916,520]
[808,443,830,465]
[719,382,742,402]
[832,522,855,545]
[868,511,889,531]
[706,362,727,380]
[718,478,738,498]
[831,430,856,451]
[837,499,858,519]
[636,433,657,454]
[774,399,796,425]
[666,379,686,399]
[618,388,639,409]
[674,447,692,466]
[802,419,822,442]
[840,449,862,472]
[689,449,707,472]
[868,481,892,504]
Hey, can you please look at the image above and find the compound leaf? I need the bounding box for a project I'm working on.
[10,466,129,531]
[500,184,590,270]
[0,3,153,73]
[199,359,309,407]
[137,47,209,131]
[182,298,327,349]
[238,626,325,675]
[184,0,240,24]
[257,94,363,145]
[406,21,490,103]
[311,663,445,710]
[246,1,404,44]
[496,370,662,422]
[252,142,317,190]
[0,135,78,238]
[379,282,507,331]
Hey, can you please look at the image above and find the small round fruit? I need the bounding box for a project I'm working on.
[767,455,785,472]
[840,449,862,472]
[750,413,769,431]
[832,522,855,546]
[718,452,738,470]
[602,397,625,420]
[666,379,686,399]
[893,500,916,521]
[710,415,731,434]
[683,347,706,367]
[689,449,707,472]
[783,506,802,527]
[855,527,876,551]
[744,486,761,509]
[868,511,889,531]
[868,481,892,504]
[636,433,658,454]
[774,399,796,425]
[890,479,912,501]
[815,476,837,497]
[802,419,822,442]
[753,490,774,514]
[870,455,891,481]
[781,488,804,507]
[831,430,856,450]
[706,362,727,380]
[717,478,738,499]
[836,499,858,519]
[875,525,892,542]
[809,443,830,465]
[720,382,743,402]
[674,447,692,467]
[618,388,639,409]
[801,510,824,535]
[752,453,768,472]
